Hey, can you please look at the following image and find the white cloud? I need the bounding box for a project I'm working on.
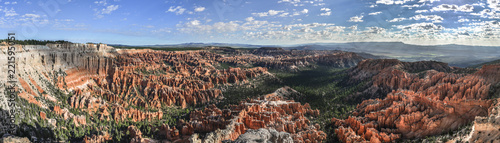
[395,0,412,4]
[326,26,346,32]
[458,18,470,22]
[167,6,186,15]
[396,22,443,31]
[388,14,443,23]
[364,27,386,34]
[431,4,474,12]
[320,7,331,16]
[3,8,17,17]
[151,28,171,34]
[178,19,282,34]
[415,10,428,13]
[282,22,335,31]
[252,10,285,17]
[94,0,107,6]
[302,9,309,14]
[376,0,394,5]
[245,17,254,22]
[487,0,500,11]
[321,8,331,11]
[93,1,119,18]
[411,14,443,23]
[348,15,364,22]
[320,11,331,16]
[418,0,440,3]
[376,0,412,5]
[349,25,358,30]
[402,4,423,9]
[278,0,301,5]
[279,12,290,17]
[472,2,486,8]
[299,28,314,32]
[188,20,200,26]
[102,5,119,14]
[194,6,205,12]
[278,0,317,7]
[253,13,268,17]
[268,10,283,16]
[369,11,382,15]
[22,14,41,18]
[388,17,407,22]
[471,9,500,19]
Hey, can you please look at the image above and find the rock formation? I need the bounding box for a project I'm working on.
[461,98,500,143]
[0,135,31,143]
[232,128,294,143]
[0,42,367,143]
[216,48,364,70]
[148,87,327,143]
[333,60,500,142]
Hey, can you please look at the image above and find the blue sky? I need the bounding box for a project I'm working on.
[0,0,499,46]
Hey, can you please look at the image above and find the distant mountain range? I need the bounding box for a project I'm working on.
[286,42,500,68]
[110,42,500,67]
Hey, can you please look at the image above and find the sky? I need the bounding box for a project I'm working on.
[0,0,499,46]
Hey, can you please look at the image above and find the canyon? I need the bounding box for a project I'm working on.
[333,59,500,142]
[0,42,498,143]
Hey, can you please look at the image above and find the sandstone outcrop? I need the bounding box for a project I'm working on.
[91,50,267,110]
[347,59,451,83]
[232,128,294,143]
[157,87,326,143]
[0,135,31,143]
[51,105,87,126]
[333,60,500,142]
[0,42,369,143]
[458,98,500,143]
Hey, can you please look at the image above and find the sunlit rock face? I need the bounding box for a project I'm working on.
[140,87,326,143]
[332,59,500,142]
[457,64,500,143]
[1,42,369,143]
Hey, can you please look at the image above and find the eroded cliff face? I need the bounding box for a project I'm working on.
[332,59,500,142]
[216,47,365,70]
[0,43,113,109]
[127,87,326,143]
[1,43,366,142]
[446,64,500,143]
